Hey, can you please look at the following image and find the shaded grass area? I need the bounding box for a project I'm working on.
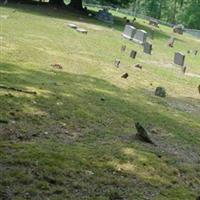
[0,3,200,200]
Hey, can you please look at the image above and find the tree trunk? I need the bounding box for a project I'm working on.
[49,0,65,6]
[68,0,83,11]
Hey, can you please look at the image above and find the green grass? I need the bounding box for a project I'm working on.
[0,3,200,200]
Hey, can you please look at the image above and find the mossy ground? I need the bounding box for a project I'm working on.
[0,3,200,200]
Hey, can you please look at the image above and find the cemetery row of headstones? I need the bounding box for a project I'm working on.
[122,24,199,74]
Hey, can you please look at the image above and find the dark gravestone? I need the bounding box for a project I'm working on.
[121,73,128,79]
[130,50,137,59]
[114,59,120,68]
[133,29,147,45]
[143,42,152,54]
[121,45,126,52]
[149,19,159,28]
[194,50,198,56]
[155,87,166,98]
[95,9,113,24]
[122,25,136,40]
[173,24,184,35]
[174,52,185,66]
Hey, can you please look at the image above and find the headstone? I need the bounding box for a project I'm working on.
[130,50,137,59]
[121,73,128,79]
[68,23,77,29]
[168,36,175,47]
[174,52,185,66]
[149,19,159,27]
[121,45,126,52]
[194,50,198,56]
[114,59,120,68]
[173,24,184,35]
[155,87,166,97]
[143,42,152,54]
[134,64,142,69]
[95,9,114,24]
[122,25,136,40]
[76,28,88,34]
[132,29,147,45]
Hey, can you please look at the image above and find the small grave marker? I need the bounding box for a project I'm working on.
[76,28,88,34]
[174,52,185,66]
[168,36,175,47]
[173,24,184,35]
[149,19,159,28]
[121,45,126,52]
[143,42,152,54]
[68,23,77,29]
[121,73,129,79]
[130,50,137,59]
[114,59,120,68]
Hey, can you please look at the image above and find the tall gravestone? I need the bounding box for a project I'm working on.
[122,25,136,40]
[174,52,185,66]
[133,30,147,45]
[143,42,152,54]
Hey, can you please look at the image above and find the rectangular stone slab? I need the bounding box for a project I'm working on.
[122,25,136,40]
[130,50,137,59]
[132,29,147,45]
[143,42,152,54]
[174,52,185,66]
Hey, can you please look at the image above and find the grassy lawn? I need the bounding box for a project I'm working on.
[0,3,200,200]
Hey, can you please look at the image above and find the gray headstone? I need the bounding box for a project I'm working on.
[122,25,136,40]
[174,52,185,66]
[143,42,152,54]
[149,19,159,27]
[130,50,137,59]
[114,59,120,68]
[133,29,147,44]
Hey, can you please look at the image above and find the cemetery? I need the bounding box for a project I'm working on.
[0,1,200,200]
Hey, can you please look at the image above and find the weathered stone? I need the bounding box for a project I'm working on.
[114,59,120,68]
[173,24,184,35]
[132,29,147,45]
[76,28,88,34]
[130,50,137,59]
[174,52,185,66]
[121,45,126,52]
[122,25,136,40]
[155,87,166,97]
[143,42,152,54]
[149,19,159,27]
[135,122,155,145]
[68,23,77,29]
[168,36,175,48]
[121,73,128,79]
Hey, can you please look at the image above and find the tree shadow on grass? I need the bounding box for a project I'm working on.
[0,61,200,199]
